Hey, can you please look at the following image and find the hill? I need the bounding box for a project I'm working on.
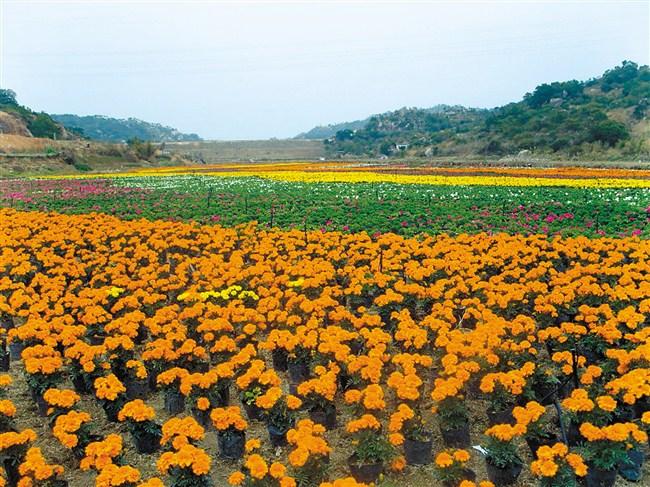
[51,114,202,142]
[0,89,70,139]
[295,118,369,139]
[321,61,650,159]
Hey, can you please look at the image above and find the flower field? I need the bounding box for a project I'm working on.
[0,163,649,487]
[1,171,649,237]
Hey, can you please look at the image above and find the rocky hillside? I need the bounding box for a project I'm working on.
[0,89,70,139]
[321,61,650,159]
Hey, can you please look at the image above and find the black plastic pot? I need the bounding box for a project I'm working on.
[34,394,48,417]
[440,424,471,448]
[288,361,310,383]
[211,385,230,408]
[0,352,9,372]
[272,349,288,372]
[147,369,159,392]
[633,396,649,418]
[485,460,523,486]
[192,408,212,430]
[3,457,20,487]
[267,423,291,447]
[525,433,558,457]
[309,406,337,430]
[443,469,476,487]
[567,421,584,447]
[585,465,617,487]
[487,407,515,426]
[242,402,263,421]
[8,342,24,361]
[338,372,354,391]
[71,373,92,395]
[134,327,148,345]
[404,437,432,465]
[164,390,185,415]
[217,430,245,459]
[132,428,162,454]
[348,455,383,484]
[126,379,149,400]
[618,448,644,482]
[88,335,105,346]
[102,401,120,423]
[532,382,557,406]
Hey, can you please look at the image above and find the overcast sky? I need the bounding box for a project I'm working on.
[1,0,648,140]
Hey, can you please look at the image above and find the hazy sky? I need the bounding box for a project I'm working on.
[1,0,648,139]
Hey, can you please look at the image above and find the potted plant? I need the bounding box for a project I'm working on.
[434,396,471,448]
[118,399,162,454]
[256,386,302,447]
[388,403,432,465]
[297,365,338,430]
[227,443,295,487]
[286,419,331,486]
[512,401,557,455]
[43,388,81,427]
[480,365,535,426]
[579,422,648,487]
[157,444,212,487]
[345,414,393,484]
[434,449,476,487]
[94,373,127,422]
[483,423,525,485]
[64,341,105,395]
[52,410,94,459]
[211,406,248,459]
[18,447,66,487]
[79,434,124,472]
[0,428,37,485]
[161,417,205,451]
[124,360,149,400]
[21,345,65,416]
[531,443,587,487]
[236,359,282,421]
[287,344,312,385]
[0,375,16,433]
[561,389,615,446]
[156,367,190,415]
[526,362,562,406]
[95,464,142,487]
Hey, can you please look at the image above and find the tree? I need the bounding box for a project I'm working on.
[28,113,62,139]
[0,89,17,107]
[588,119,629,146]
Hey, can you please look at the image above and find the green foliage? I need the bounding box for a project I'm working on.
[0,89,18,107]
[28,113,63,139]
[4,177,649,238]
[51,114,201,142]
[0,89,65,139]
[486,436,523,469]
[437,397,469,430]
[127,138,157,161]
[350,430,394,465]
[324,61,649,158]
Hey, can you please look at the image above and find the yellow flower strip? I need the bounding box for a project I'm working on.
[39,169,650,188]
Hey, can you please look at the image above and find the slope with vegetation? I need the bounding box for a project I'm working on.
[322,61,650,160]
[51,114,202,142]
[0,89,69,140]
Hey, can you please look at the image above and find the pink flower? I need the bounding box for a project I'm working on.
[632,229,642,236]
[211,215,221,222]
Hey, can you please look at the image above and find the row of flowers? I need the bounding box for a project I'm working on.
[0,208,649,486]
